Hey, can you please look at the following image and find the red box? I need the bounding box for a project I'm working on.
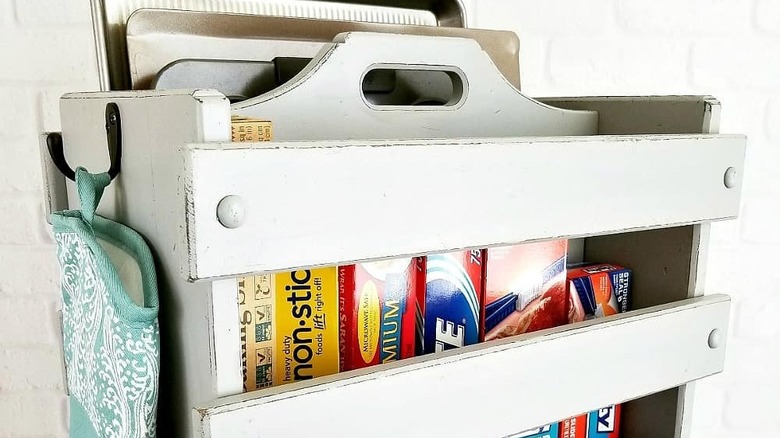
[339,258,424,371]
[483,241,568,341]
[567,264,631,319]
[559,415,587,438]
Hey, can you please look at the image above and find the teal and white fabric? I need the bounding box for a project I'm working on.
[51,168,160,438]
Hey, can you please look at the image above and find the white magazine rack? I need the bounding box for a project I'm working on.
[45,26,745,438]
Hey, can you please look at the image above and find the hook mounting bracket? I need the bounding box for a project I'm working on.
[46,102,122,181]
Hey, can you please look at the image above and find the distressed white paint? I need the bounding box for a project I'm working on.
[184,134,745,280]
[209,278,243,397]
[193,294,731,438]
[232,32,597,140]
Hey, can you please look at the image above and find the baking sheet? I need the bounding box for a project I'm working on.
[126,9,521,91]
[95,0,459,89]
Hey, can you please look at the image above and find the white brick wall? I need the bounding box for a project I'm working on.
[0,0,99,435]
[0,0,775,436]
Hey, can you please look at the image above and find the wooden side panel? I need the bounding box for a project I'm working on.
[673,93,721,438]
[60,90,239,438]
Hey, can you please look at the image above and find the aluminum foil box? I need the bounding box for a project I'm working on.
[339,258,423,371]
[421,250,484,353]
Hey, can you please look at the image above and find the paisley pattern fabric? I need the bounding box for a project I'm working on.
[52,169,159,438]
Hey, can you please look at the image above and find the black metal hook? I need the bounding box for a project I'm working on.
[46,102,122,181]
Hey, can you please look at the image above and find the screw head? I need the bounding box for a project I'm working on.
[108,112,117,124]
[708,329,722,349]
[724,167,737,189]
[217,195,246,229]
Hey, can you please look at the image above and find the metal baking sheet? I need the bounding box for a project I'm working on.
[126,9,520,91]
[92,0,466,90]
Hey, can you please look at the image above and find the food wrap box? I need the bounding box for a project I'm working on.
[483,241,568,341]
[586,404,621,437]
[238,269,340,391]
[567,264,631,318]
[421,250,483,353]
[339,258,423,371]
[231,116,272,142]
[555,404,621,438]
[560,415,587,438]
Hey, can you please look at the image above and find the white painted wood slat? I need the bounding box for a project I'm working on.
[183,134,745,281]
[193,294,731,438]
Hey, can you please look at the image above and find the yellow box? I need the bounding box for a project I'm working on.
[273,268,340,385]
[231,116,272,142]
[239,269,340,390]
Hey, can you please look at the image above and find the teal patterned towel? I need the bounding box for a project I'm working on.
[51,168,160,438]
